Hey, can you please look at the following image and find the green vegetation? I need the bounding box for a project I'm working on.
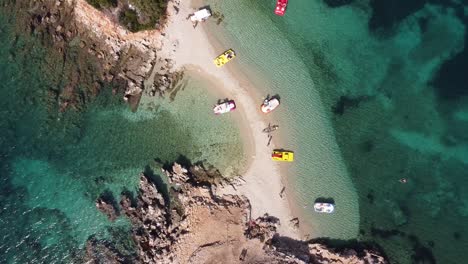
[86,0,118,9]
[119,9,144,32]
[85,0,168,33]
[119,0,168,32]
[129,0,168,23]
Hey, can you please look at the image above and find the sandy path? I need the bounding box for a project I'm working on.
[161,1,299,238]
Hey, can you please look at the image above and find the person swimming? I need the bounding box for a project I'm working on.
[399,178,407,183]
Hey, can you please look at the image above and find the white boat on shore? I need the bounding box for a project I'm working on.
[261,97,280,114]
[213,100,236,115]
[189,8,211,22]
[314,202,335,214]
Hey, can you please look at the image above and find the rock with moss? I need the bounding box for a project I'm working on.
[86,0,118,9]
[86,0,169,32]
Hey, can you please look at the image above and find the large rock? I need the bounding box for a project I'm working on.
[88,163,389,264]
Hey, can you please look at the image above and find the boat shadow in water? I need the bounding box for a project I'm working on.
[265,94,281,102]
[314,197,335,204]
[273,148,294,153]
[217,98,232,104]
[199,5,212,12]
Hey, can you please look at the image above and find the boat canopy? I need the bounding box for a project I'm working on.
[190,9,211,22]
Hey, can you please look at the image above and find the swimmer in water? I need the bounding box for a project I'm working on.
[399,178,408,183]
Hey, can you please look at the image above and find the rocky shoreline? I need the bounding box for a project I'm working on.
[92,163,388,264]
[5,1,389,262]
[6,0,179,112]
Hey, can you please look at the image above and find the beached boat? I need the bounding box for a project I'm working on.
[314,203,335,214]
[275,0,288,16]
[213,100,236,115]
[214,49,236,67]
[271,150,294,162]
[189,8,211,22]
[261,98,280,114]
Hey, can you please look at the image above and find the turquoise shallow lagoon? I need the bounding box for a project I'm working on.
[207,0,468,263]
[0,11,244,262]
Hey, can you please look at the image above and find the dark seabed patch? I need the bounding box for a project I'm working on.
[269,0,468,263]
[432,32,468,101]
[323,0,354,8]
[368,0,427,34]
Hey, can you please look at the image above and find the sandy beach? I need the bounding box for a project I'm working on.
[73,0,300,239]
[159,0,300,238]
[0,0,395,262]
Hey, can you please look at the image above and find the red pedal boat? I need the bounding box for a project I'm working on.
[275,0,288,16]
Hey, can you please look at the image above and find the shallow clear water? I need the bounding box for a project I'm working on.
[207,0,468,263]
[206,0,360,240]
[0,10,244,262]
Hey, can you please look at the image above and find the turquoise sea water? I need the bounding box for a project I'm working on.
[2,0,468,263]
[206,0,361,240]
[207,0,468,263]
[0,9,244,262]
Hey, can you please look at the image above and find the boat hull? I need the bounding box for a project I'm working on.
[213,100,236,115]
[261,98,280,113]
[214,49,236,67]
[271,150,294,162]
[314,203,335,214]
[275,0,288,16]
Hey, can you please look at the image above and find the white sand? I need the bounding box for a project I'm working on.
[161,1,300,238]
[72,0,299,237]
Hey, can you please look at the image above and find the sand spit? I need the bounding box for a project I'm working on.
[160,0,301,238]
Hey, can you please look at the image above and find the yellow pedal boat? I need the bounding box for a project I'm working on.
[214,49,236,67]
[271,150,294,162]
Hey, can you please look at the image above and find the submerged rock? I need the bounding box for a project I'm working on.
[95,196,120,222]
[332,95,370,115]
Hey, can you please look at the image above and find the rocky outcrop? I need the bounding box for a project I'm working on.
[245,214,280,242]
[89,163,388,264]
[84,236,132,264]
[95,197,120,221]
[7,0,177,112]
[120,174,180,263]
[308,243,387,264]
